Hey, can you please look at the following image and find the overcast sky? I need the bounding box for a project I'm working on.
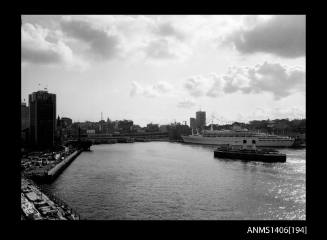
[21,15,305,127]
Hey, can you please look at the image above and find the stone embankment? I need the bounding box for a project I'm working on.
[47,149,82,181]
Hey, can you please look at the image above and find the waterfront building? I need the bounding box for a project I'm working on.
[114,121,119,131]
[99,120,106,133]
[146,123,159,132]
[196,111,206,130]
[29,90,56,148]
[86,129,96,134]
[168,123,191,140]
[118,120,134,133]
[190,117,196,129]
[159,125,169,133]
[61,117,73,128]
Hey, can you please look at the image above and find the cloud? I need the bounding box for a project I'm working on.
[230,106,305,123]
[130,81,143,97]
[144,38,176,59]
[59,16,192,62]
[154,22,186,40]
[24,15,244,65]
[184,73,226,98]
[183,76,209,97]
[246,107,305,121]
[183,62,305,100]
[225,15,305,58]
[153,81,173,93]
[246,62,305,99]
[143,87,159,98]
[270,107,305,119]
[142,37,192,61]
[177,100,196,108]
[21,23,73,64]
[227,62,305,99]
[206,73,224,97]
[60,18,121,60]
[130,81,172,98]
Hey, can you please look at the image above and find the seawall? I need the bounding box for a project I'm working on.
[46,149,82,182]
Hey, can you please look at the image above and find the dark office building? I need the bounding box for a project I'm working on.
[196,111,206,129]
[21,102,29,131]
[21,102,30,145]
[29,90,56,148]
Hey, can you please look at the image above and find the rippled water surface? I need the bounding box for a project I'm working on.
[42,142,305,220]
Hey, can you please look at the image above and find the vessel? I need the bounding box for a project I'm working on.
[213,140,286,162]
[182,126,294,147]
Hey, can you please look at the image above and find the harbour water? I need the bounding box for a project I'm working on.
[41,142,305,220]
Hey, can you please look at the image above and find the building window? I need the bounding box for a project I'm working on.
[243,140,247,144]
[252,140,256,144]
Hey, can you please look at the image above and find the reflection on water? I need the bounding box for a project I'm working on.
[42,142,305,220]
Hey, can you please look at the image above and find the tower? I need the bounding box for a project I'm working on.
[29,90,56,148]
[196,110,206,130]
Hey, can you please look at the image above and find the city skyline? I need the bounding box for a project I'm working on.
[21,15,305,127]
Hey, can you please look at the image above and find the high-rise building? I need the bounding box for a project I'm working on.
[196,111,206,129]
[21,102,30,146]
[190,117,196,129]
[29,90,56,148]
[21,102,29,131]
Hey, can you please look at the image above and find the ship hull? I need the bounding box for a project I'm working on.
[181,135,294,147]
[214,150,286,162]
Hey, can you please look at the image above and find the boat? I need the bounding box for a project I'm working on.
[182,125,294,147]
[213,140,286,162]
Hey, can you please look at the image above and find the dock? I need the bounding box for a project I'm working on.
[21,148,87,182]
[46,149,82,182]
[21,178,80,220]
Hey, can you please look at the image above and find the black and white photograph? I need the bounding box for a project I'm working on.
[20,14,306,222]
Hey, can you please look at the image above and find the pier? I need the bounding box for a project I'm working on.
[21,140,92,220]
[46,149,82,182]
[22,144,89,183]
[21,178,80,220]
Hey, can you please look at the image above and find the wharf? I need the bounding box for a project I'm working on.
[47,149,82,181]
[23,149,83,183]
[21,178,80,220]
